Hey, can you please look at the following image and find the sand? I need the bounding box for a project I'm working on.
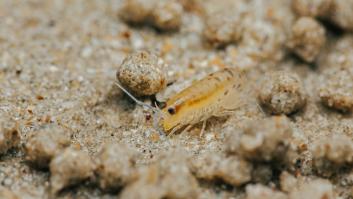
[1,0,353,198]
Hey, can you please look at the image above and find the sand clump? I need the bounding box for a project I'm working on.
[2,0,353,198]
[245,184,287,199]
[279,172,336,198]
[120,150,199,199]
[0,186,19,199]
[116,50,167,96]
[291,0,333,17]
[289,178,334,199]
[0,118,20,155]
[203,1,247,48]
[49,148,95,194]
[318,35,353,112]
[190,152,252,186]
[203,10,241,48]
[311,134,353,176]
[119,165,166,199]
[95,143,138,191]
[292,0,353,32]
[319,66,353,112]
[280,172,336,198]
[321,35,353,71]
[119,0,183,31]
[280,171,299,193]
[225,116,293,161]
[258,71,307,115]
[24,125,70,169]
[330,0,353,31]
[152,1,184,31]
[287,17,326,62]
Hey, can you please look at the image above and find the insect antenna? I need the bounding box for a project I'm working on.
[115,82,155,110]
[115,82,164,135]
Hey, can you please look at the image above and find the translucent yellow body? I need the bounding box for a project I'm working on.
[161,68,247,133]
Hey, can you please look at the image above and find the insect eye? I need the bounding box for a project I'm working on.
[167,107,176,115]
[145,113,152,121]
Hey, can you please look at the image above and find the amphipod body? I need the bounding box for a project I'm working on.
[161,68,247,134]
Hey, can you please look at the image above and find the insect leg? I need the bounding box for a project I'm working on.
[167,124,182,137]
[199,120,207,138]
[180,124,193,136]
[255,100,265,115]
[214,108,237,117]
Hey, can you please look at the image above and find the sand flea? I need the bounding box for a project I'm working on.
[161,68,247,134]
[117,67,248,135]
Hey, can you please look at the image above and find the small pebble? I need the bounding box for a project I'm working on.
[96,143,138,191]
[0,118,20,155]
[258,71,306,115]
[117,51,167,96]
[25,125,70,169]
[319,66,353,112]
[287,17,326,62]
[292,0,333,17]
[50,148,95,194]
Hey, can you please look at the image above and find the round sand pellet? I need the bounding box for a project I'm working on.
[118,0,154,24]
[312,134,353,175]
[245,184,287,199]
[50,148,95,194]
[287,17,326,63]
[117,51,167,96]
[226,116,296,163]
[292,0,333,17]
[190,152,252,187]
[319,66,353,112]
[96,143,138,191]
[289,179,334,199]
[258,71,306,115]
[152,0,183,31]
[0,118,20,155]
[119,0,183,31]
[25,125,70,169]
[203,10,241,48]
[120,150,199,199]
[330,0,353,31]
